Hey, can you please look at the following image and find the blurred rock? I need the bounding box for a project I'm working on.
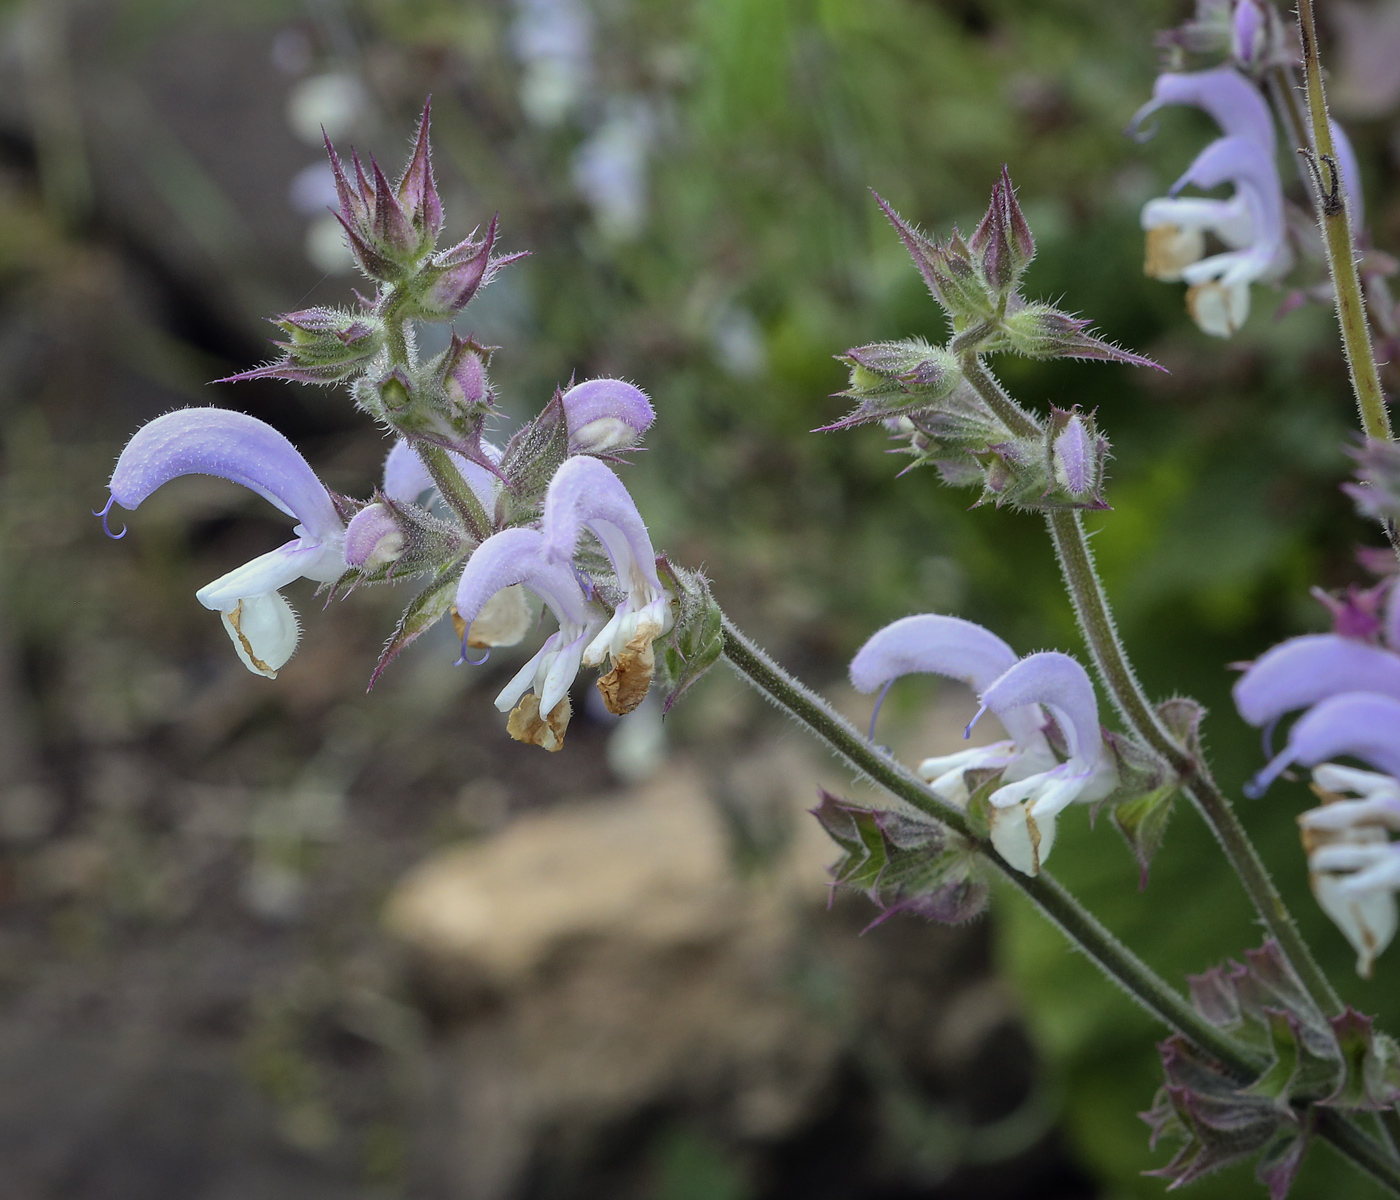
[381,748,1054,1200]
[386,758,845,1195]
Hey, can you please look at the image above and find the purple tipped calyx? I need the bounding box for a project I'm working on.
[872,191,995,323]
[968,166,1036,297]
[220,308,386,386]
[1000,303,1163,370]
[322,102,444,280]
[409,214,528,322]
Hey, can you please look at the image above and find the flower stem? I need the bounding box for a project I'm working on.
[959,353,1042,439]
[1045,507,1344,1017]
[418,442,491,542]
[1295,0,1393,443]
[718,616,1400,1191]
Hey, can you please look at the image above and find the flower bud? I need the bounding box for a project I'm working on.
[322,104,446,281]
[821,339,962,431]
[968,167,1036,297]
[344,503,406,570]
[1000,302,1159,367]
[1047,406,1110,508]
[220,308,384,385]
[410,217,529,322]
[561,378,656,452]
[1231,0,1268,70]
[432,334,496,416]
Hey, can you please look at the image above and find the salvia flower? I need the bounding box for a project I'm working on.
[1234,582,1400,742]
[850,615,1116,875]
[454,455,673,749]
[104,408,347,678]
[1296,764,1400,977]
[540,455,674,714]
[1133,67,1289,337]
[1235,583,1400,973]
[455,528,599,752]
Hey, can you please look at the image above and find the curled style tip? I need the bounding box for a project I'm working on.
[455,644,492,668]
[867,680,895,743]
[94,494,127,539]
[1124,113,1159,144]
[964,704,988,741]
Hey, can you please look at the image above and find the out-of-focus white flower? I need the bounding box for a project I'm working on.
[286,72,368,145]
[572,99,655,241]
[511,0,593,127]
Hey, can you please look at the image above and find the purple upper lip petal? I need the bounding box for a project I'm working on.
[1232,633,1400,727]
[108,408,342,542]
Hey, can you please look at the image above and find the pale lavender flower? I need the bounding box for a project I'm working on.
[541,455,673,714]
[972,652,1118,874]
[454,454,672,747]
[455,527,601,751]
[559,378,655,454]
[104,408,346,678]
[1245,691,1400,797]
[1129,67,1276,155]
[1133,67,1289,337]
[1233,633,1400,730]
[1143,134,1288,336]
[850,615,1115,874]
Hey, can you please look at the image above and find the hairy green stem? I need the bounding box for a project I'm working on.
[417,442,491,542]
[1045,507,1344,1016]
[1321,1110,1400,1195]
[959,353,1042,439]
[1296,0,1392,443]
[718,617,1400,1189]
